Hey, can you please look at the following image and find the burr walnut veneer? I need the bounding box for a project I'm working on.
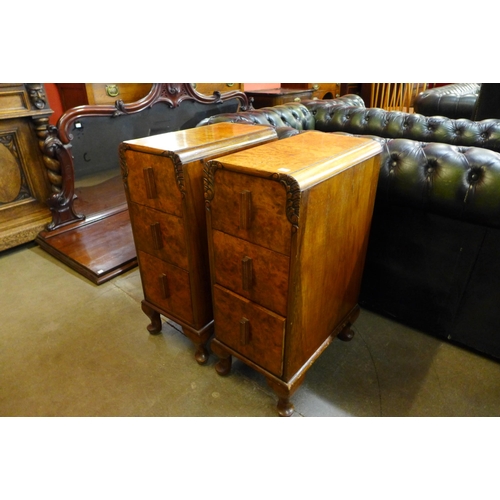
[204,131,382,415]
[119,123,277,363]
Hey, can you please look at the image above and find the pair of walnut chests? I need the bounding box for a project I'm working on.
[120,124,382,416]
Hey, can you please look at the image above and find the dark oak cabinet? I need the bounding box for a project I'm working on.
[0,84,53,251]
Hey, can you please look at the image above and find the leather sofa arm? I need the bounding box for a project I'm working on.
[413,83,480,119]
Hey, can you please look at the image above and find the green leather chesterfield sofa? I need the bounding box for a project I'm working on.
[413,83,481,119]
[197,95,500,360]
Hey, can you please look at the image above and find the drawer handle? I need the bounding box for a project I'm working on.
[143,167,158,199]
[106,84,119,97]
[240,190,252,230]
[150,222,163,250]
[242,256,253,290]
[240,317,251,345]
[159,273,169,299]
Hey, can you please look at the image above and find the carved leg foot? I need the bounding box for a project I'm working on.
[266,376,305,417]
[141,301,162,335]
[194,344,210,365]
[337,323,355,342]
[277,398,294,417]
[211,340,232,375]
[215,355,232,376]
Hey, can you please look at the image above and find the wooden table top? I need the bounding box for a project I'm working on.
[210,131,382,190]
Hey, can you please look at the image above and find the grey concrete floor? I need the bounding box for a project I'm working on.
[1,242,500,418]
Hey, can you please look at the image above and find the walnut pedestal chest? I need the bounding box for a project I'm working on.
[119,123,277,363]
[204,131,382,415]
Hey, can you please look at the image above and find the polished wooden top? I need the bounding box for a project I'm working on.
[210,131,382,190]
[122,123,277,164]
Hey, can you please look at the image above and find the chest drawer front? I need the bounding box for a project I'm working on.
[212,230,289,316]
[213,285,285,377]
[125,150,183,216]
[129,203,188,270]
[138,250,194,325]
[209,169,291,255]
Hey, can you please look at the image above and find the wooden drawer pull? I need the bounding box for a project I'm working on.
[242,256,253,290]
[240,317,251,345]
[240,190,252,230]
[159,273,169,299]
[143,167,158,199]
[150,222,163,250]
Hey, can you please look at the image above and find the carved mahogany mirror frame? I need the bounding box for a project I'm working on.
[41,83,250,231]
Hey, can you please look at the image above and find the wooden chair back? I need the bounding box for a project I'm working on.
[370,83,428,112]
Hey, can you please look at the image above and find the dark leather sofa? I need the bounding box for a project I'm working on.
[413,83,480,119]
[197,95,500,360]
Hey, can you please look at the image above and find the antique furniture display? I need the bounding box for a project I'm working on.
[197,94,500,360]
[204,131,382,416]
[0,83,53,251]
[245,88,314,108]
[119,123,277,363]
[36,83,250,284]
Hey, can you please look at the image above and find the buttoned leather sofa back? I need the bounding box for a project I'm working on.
[413,83,480,119]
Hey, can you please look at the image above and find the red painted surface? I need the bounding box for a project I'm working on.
[44,83,63,125]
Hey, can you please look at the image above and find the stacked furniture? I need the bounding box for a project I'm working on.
[197,95,500,360]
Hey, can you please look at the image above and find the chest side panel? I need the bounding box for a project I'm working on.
[285,156,381,376]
